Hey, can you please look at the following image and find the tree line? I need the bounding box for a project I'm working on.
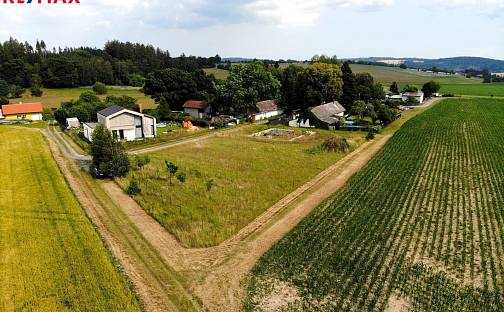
[142,58,404,126]
[0,37,221,103]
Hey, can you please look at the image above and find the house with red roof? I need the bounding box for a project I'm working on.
[183,100,211,119]
[0,103,44,121]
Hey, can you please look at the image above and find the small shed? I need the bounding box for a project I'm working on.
[183,100,211,119]
[66,117,81,129]
[83,122,98,142]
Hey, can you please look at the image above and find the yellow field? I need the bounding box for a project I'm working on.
[0,126,140,311]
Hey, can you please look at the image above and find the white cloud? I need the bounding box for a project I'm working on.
[432,0,504,15]
[244,0,393,27]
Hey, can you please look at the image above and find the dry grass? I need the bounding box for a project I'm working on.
[0,126,140,311]
[117,125,365,248]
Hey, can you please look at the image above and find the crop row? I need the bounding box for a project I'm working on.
[246,98,504,311]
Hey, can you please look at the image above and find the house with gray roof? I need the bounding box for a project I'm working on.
[83,105,156,142]
[289,101,346,129]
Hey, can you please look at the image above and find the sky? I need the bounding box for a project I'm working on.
[0,0,503,60]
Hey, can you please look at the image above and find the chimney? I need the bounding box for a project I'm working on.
[138,103,143,113]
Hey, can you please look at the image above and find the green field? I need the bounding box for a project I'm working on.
[203,67,230,80]
[117,126,365,248]
[10,86,156,110]
[419,83,504,98]
[351,64,480,85]
[246,98,504,311]
[0,127,140,311]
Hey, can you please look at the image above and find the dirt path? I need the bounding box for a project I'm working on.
[193,134,392,311]
[129,125,244,155]
[43,130,201,312]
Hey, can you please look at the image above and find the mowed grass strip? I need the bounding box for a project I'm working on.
[400,82,504,98]
[0,127,140,312]
[246,99,504,311]
[117,126,364,248]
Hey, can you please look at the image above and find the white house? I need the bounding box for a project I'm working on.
[402,91,425,104]
[83,105,157,142]
[183,100,211,119]
[252,100,284,122]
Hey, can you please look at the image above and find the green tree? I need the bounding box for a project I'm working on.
[297,62,343,110]
[482,69,492,83]
[90,125,130,178]
[351,100,367,121]
[340,61,357,110]
[9,85,25,98]
[0,80,10,97]
[216,62,280,114]
[105,95,139,111]
[389,81,399,94]
[279,65,304,112]
[93,82,108,95]
[0,80,10,104]
[144,68,214,111]
[355,73,385,102]
[421,81,441,97]
[157,96,172,121]
[128,74,145,87]
[165,161,179,186]
[402,84,419,93]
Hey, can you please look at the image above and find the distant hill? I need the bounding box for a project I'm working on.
[347,57,504,72]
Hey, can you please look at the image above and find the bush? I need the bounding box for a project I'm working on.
[128,74,145,87]
[135,155,150,169]
[443,94,455,97]
[92,82,107,95]
[366,130,375,141]
[190,118,210,128]
[176,172,187,184]
[0,96,9,105]
[9,85,25,98]
[210,120,228,129]
[127,181,141,195]
[30,86,43,97]
[321,137,351,153]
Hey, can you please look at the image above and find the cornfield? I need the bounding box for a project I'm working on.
[246,98,504,311]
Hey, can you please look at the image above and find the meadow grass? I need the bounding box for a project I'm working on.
[117,125,365,248]
[9,86,155,110]
[0,126,141,311]
[203,68,230,80]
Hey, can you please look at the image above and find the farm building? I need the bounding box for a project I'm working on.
[289,101,346,130]
[183,100,211,119]
[252,100,284,122]
[0,103,43,121]
[402,91,425,104]
[83,105,156,142]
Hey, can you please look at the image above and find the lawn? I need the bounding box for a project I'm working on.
[9,86,156,110]
[0,126,140,311]
[117,125,365,248]
[246,98,504,312]
[351,64,480,85]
